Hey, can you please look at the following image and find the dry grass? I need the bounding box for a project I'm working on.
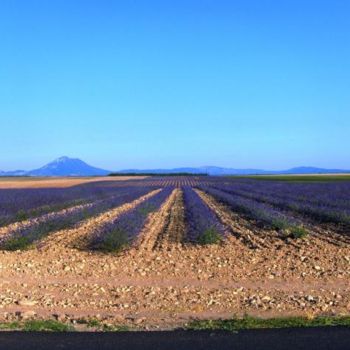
[0,176,148,189]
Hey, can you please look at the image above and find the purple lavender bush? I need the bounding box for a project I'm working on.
[199,185,307,239]
[0,186,156,251]
[183,187,225,244]
[0,179,147,227]
[91,187,174,252]
[208,180,350,226]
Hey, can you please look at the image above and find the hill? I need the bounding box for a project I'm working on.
[1,158,350,177]
[0,157,110,176]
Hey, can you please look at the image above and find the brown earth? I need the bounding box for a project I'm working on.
[0,188,349,330]
[0,176,148,189]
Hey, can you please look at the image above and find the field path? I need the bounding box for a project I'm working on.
[134,189,178,252]
[153,188,186,250]
[0,176,148,189]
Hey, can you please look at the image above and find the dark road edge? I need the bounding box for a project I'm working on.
[1,327,350,350]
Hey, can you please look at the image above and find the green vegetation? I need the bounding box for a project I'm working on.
[289,226,309,239]
[85,319,102,328]
[187,315,350,332]
[0,321,21,330]
[270,220,309,239]
[234,174,350,182]
[0,318,130,332]
[198,227,222,245]
[23,320,74,332]
[2,236,32,251]
[1,219,78,251]
[1,316,350,332]
[138,203,157,216]
[271,218,290,230]
[15,210,28,221]
[96,228,129,253]
[0,320,74,332]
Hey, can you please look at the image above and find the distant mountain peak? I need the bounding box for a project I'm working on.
[28,156,110,176]
[54,156,72,162]
[49,156,82,164]
[1,158,350,177]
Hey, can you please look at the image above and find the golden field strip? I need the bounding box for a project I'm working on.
[0,176,148,189]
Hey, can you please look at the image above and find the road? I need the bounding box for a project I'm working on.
[0,327,350,350]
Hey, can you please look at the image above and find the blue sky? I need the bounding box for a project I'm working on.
[1,0,349,171]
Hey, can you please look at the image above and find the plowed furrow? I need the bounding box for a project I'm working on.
[154,188,185,250]
[0,198,103,240]
[39,189,161,250]
[135,189,178,252]
[216,186,350,246]
[195,189,277,249]
[309,228,350,247]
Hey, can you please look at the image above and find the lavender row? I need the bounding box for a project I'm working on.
[183,187,225,244]
[91,187,174,252]
[0,186,156,251]
[210,182,350,226]
[199,186,306,234]
[0,197,93,228]
[208,178,350,211]
[0,180,141,227]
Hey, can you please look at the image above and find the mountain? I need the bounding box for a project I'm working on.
[117,166,350,176]
[280,167,350,174]
[0,157,110,176]
[0,169,27,176]
[1,158,350,177]
[26,157,111,176]
[118,167,208,174]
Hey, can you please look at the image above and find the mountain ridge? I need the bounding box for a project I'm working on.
[117,166,350,176]
[0,157,110,177]
[1,157,350,176]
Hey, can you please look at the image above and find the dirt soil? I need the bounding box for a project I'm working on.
[0,177,148,189]
[0,189,350,330]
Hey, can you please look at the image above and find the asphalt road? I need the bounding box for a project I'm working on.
[0,327,350,350]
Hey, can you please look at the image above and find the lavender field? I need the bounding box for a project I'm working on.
[0,175,349,251]
[1,175,350,329]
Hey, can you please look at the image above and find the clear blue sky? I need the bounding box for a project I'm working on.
[1,0,349,171]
